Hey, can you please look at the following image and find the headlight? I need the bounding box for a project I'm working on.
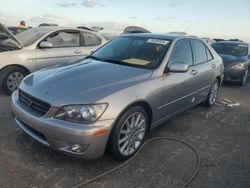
[231,63,247,70]
[54,104,108,124]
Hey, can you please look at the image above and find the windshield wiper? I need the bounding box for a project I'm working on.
[102,58,153,69]
[85,57,150,69]
[85,55,103,61]
[101,59,128,65]
[86,56,127,66]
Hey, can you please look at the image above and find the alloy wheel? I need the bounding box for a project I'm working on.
[242,69,248,86]
[209,81,219,105]
[6,72,24,91]
[118,112,146,156]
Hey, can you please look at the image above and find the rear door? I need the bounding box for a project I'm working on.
[81,31,103,55]
[160,39,197,118]
[36,30,85,70]
[190,39,215,102]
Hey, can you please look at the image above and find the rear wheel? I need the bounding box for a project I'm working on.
[204,79,219,107]
[240,69,248,86]
[107,106,148,161]
[1,66,28,95]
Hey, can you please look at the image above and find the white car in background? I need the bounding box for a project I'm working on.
[0,23,106,94]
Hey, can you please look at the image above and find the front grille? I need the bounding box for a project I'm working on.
[19,90,50,116]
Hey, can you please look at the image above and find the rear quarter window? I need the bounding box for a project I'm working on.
[206,48,214,61]
[82,31,102,46]
[192,40,208,64]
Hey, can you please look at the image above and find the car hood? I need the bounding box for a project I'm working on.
[0,23,23,49]
[20,59,153,106]
[219,54,248,67]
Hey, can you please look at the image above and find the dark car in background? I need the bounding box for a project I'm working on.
[212,41,250,85]
[213,38,226,42]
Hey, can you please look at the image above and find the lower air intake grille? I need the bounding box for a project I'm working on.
[19,90,50,116]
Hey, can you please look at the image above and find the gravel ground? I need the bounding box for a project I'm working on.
[0,80,249,188]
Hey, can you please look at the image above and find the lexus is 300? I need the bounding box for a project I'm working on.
[12,34,224,160]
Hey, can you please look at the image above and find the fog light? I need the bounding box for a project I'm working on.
[70,144,89,153]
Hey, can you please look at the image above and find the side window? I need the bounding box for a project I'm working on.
[82,32,102,46]
[45,31,80,47]
[206,48,214,61]
[192,40,208,64]
[169,39,193,66]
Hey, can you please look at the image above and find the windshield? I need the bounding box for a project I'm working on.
[92,36,171,69]
[15,27,52,46]
[212,42,248,56]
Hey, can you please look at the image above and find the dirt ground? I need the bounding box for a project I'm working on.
[0,80,250,188]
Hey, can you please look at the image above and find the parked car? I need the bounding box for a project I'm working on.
[228,39,244,42]
[168,32,187,36]
[213,38,226,42]
[0,24,21,51]
[202,38,216,45]
[38,23,58,27]
[0,23,106,94]
[123,26,151,34]
[11,34,224,160]
[212,41,250,85]
[77,26,104,32]
[0,33,8,41]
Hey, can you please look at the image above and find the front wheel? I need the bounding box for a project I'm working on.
[107,106,148,161]
[240,69,248,86]
[1,66,28,95]
[204,79,219,107]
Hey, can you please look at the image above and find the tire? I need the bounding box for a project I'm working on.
[0,66,28,95]
[204,79,220,107]
[107,106,149,161]
[240,69,248,86]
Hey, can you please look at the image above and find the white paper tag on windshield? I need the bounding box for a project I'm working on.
[147,39,169,45]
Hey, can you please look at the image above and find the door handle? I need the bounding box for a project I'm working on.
[191,70,199,76]
[211,63,216,68]
[74,50,82,54]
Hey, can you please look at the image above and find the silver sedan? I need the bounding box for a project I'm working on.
[0,23,106,94]
[11,34,224,160]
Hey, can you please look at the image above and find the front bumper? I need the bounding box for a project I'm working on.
[11,91,115,159]
[224,69,246,82]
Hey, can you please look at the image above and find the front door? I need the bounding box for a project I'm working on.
[36,30,85,70]
[160,39,198,119]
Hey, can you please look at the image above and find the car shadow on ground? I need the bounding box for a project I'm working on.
[222,77,250,88]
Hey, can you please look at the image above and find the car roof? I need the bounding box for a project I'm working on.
[121,33,198,40]
[27,26,99,33]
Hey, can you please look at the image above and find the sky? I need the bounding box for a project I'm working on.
[0,0,250,42]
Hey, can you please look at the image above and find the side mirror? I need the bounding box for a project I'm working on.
[39,41,53,48]
[168,62,189,73]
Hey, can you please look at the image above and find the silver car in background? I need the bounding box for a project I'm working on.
[11,34,224,160]
[0,23,106,94]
